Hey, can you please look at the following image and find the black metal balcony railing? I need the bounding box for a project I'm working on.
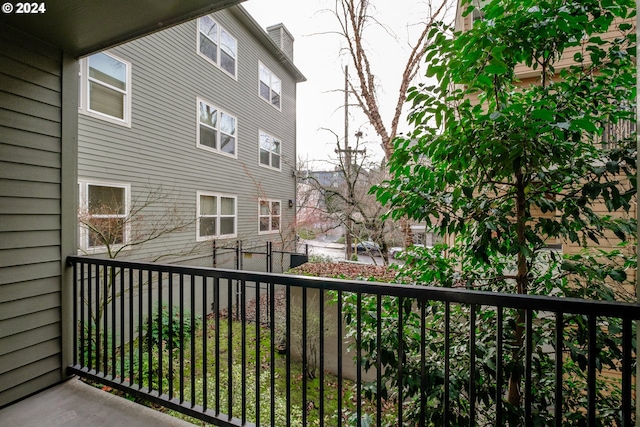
[67,255,639,427]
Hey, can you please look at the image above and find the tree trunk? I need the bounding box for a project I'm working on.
[507,167,529,424]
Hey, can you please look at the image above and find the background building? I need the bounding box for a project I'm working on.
[77,5,305,265]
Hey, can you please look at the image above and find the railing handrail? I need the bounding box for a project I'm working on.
[67,255,640,319]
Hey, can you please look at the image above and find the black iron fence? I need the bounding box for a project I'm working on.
[67,255,638,426]
[212,240,308,273]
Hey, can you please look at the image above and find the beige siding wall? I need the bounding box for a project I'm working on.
[452,7,636,294]
[0,24,64,406]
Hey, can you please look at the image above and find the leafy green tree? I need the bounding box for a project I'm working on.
[344,0,637,424]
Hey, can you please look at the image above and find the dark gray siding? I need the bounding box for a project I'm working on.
[0,24,64,406]
[78,7,299,264]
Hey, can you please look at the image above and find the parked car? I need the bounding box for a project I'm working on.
[389,247,403,259]
[389,244,427,259]
[356,241,380,254]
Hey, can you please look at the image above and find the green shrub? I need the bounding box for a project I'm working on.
[308,254,333,263]
[145,305,200,350]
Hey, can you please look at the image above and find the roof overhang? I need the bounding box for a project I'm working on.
[0,0,244,57]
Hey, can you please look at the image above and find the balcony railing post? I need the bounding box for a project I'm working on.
[285,284,291,427]
[202,275,208,411]
[554,313,563,427]
[524,309,533,427]
[587,315,597,426]
[469,303,476,426]
[397,296,404,424]
[319,288,325,426]
[337,289,343,427]
[241,279,246,424]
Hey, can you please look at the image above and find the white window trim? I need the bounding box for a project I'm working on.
[196,191,237,242]
[78,180,131,253]
[258,198,282,235]
[258,61,282,111]
[258,129,282,171]
[79,52,132,127]
[196,15,238,80]
[196,97,238,159]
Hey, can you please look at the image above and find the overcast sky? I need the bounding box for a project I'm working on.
[243,0,447,168]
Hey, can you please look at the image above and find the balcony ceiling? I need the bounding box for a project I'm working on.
[0,0,244,57]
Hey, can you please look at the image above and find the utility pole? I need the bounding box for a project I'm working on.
[335,65,366,260]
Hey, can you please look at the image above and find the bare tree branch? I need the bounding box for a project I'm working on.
[332,0,452,160]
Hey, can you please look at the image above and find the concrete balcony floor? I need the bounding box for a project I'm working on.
[0,377,195,427]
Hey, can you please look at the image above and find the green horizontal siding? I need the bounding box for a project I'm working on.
[77,8,299,262]
[0,23,64,406]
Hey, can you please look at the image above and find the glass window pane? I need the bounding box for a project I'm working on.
[260,200,270,215]
[89,53,126,90]
[89,185,125,214]
[259,64,270,84]
[271,92,280,108]
[271,217,280,231]
[220,113,235,135]
[200,125,217,149]
[260,133,271,150]
[199,34,217,63]
[199,102,217,128]
[220,51,235,75]
[221,197,235,215]
[220,30,236,58]
[199,16,217,38]
[259,217,270,232]
[272,154,280,169]
[88,218,124,247]
[272,78,281,95]
[89,81,124,119]
[272,139,281,154]
[220,217,235,235]
[200,195,217,215]
[220,135,235,154]
[199,217,216,237]
[260,82,270,100]
[260,149,270,166]
[272,202,280,216]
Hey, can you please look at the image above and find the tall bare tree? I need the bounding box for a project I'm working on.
[332,0,451,159]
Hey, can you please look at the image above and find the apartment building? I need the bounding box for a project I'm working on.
[77,5,305,265]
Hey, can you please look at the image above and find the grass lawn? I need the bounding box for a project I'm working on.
[89,312,384,426]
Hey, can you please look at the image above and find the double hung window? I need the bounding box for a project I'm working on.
[79,182,130,251]
[198,98,237,156]
[259,199,281,234]
[197,192,237,240]
[79,52,131,126]
[259,131,281,170]
[198,15,237,78]
[259,62,281,109]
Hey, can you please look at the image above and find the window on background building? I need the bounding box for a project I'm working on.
[198,15,237,78]
[259,131,281,170]
[79,52,131,126]
[259,62,281,109]
[197,98,237,157]
[79,182,129,250]
[197,192,236,240]
[259,199,281,234]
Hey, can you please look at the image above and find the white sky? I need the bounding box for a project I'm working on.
[243,0,448,168]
